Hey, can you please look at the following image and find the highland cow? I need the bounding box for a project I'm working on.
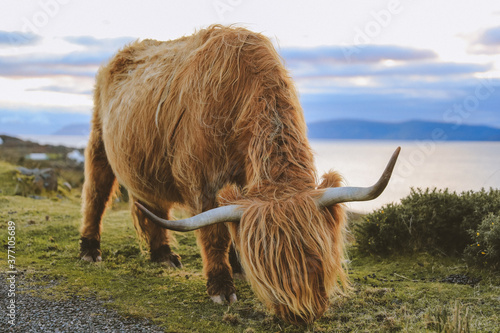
[80,25,400,324]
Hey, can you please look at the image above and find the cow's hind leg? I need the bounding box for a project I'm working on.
[80,125,118,262]
[131,198,182,267]
[197,223,237,304]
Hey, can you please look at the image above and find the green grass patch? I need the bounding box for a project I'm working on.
[1,162,500,332]
[0,160,20,196]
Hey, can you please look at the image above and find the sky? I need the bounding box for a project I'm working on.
[1,0,500,135]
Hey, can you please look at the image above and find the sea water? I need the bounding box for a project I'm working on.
[312,140,500,212]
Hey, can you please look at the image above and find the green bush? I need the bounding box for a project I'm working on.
[464,214,500,269]
[354,188,500,256]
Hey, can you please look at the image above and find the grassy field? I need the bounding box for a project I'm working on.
[1,159,499,332]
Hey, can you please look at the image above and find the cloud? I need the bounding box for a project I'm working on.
[0,55,98,77]
[0,31,41,47]
[0,36,136,78]
[469,26,500,54]
[280,45,437,64]
[64,36,135,49]
[280,45,500,127]
[0,36,497,129]
[281,45,487,79]
[26,85,92,95]
[477,26,500,46]
[299,77,500,127]
[287,61,490,79]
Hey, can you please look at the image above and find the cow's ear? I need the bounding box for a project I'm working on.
[217,183,244,206]
[317,170,344,189]
[317,171,347,227]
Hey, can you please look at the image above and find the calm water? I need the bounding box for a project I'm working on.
[312,140,500,212]
[19,135,500,213]
[19,135,90,149]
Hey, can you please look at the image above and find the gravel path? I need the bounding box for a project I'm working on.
[1,272,166,333]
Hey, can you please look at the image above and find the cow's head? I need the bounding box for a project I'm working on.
[136,147,400,324]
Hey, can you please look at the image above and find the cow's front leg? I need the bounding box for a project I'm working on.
[131,197,182,267]
[80,121,118,262]
[196,223,237,304]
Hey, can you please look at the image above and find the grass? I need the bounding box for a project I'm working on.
[1,159,500,332]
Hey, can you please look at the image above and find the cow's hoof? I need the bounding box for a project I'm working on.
[211,293,237,305]
[160,254,182,268]
[151,245,182,268]
[81,254,102,262]
[207,270,237,304]
[80,237,101,262]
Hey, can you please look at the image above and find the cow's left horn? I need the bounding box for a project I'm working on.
[316,147,401,207]
[134,202,243,232]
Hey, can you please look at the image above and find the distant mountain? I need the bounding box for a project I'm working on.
[52,123,90,135]
[307,119,500,141]
[0,110,91,135]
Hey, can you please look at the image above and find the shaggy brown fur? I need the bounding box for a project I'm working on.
[81,25,347,324]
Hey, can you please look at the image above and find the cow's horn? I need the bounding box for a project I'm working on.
[316,147,401,207]
[134,202,243,232]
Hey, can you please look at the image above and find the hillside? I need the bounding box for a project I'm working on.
[0,110,91,136]
[52,123,90,135]
[307,119,500,141]
[0,134,85,188]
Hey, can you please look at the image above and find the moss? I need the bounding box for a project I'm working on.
[0,161,19,196]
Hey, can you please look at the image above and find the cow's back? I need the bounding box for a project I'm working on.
[94,25,308,209]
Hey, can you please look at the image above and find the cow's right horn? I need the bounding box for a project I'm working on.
[135,202,243,232]
[316,147,400,207]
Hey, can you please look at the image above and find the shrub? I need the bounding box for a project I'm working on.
[464,214,500,269]
[354,188,500,256]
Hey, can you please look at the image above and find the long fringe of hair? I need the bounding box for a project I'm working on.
[220,172,348,324]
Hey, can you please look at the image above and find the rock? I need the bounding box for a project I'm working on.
[18,166,38,176]
[17,167,58,192]
[67,150,85,164]
[62,182,72,191]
